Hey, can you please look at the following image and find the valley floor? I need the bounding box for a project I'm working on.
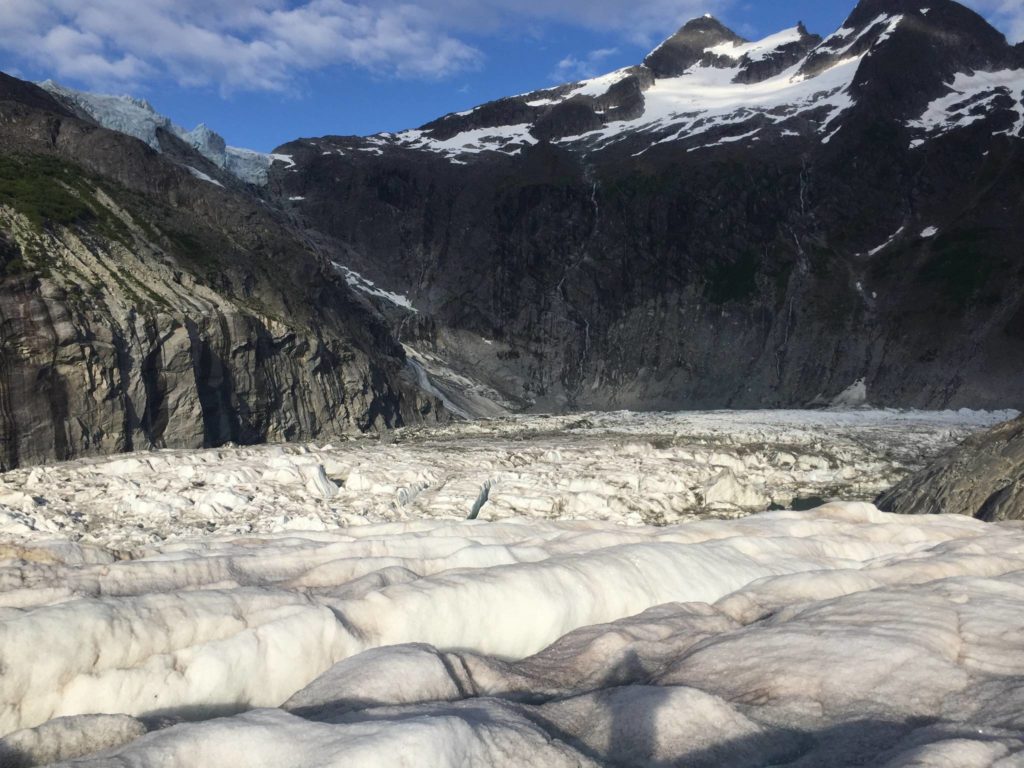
[0,409,1021,767]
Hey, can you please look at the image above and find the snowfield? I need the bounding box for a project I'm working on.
[1,410,1022,766]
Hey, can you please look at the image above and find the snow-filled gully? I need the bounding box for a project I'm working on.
[1,410,1022,766]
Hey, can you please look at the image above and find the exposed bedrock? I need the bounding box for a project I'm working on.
[274,133,1024,413]
[878,414,1024,520]
[0,75,445,469]
[0,275,434,469]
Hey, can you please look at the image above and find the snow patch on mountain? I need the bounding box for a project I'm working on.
[393,20,873,162]
[908,68,1024,146]
[331,261,417,312]
[39,81,279,185]
[395,125,539,159]
[185,166,224,188]
[602,53,862,153]
[816,13,902,57]
[865,225,906,256]
[270,153,296,170]
[706,25,807,61]
[569,68,635,99]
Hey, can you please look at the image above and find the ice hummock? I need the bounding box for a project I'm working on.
[3,502,1024,765]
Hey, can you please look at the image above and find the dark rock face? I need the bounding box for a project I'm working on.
[271,0,1024,413]
[877,416,1024,520]
[0,79,444,470]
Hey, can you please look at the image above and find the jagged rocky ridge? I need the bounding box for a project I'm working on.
[271,0,1024,412]
[0,74,444,470]
[879,413,1024,519]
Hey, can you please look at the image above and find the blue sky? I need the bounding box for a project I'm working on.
[0,0,1021,152]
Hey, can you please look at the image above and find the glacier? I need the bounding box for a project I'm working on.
[0,409,1012,549]
[38,81,281,186]
[1,410,1022,766]
[3,504,1024,765]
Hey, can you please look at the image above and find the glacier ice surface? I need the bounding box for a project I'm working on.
[0,409,1012,549]
[0,410,1021,766]
[38,81,279,186]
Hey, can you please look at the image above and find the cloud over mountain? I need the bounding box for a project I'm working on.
[0,0,726,92]
[0,0,483,91]
[0,0,1018,93]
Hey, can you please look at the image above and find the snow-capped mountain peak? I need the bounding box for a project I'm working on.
[643,16,748,77]
[324,0,1020,164]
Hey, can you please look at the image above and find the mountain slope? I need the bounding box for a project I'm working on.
[271,0,1024,412]
[0,74,444,470]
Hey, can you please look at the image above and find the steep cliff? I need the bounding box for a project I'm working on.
[0,75,444,470]
[271,0,1024,412]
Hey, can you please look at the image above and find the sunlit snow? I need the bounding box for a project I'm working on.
[370,11,1023,165]
[622,54,862,152]
[389,19,896,162]
[706,26,807,62]
[331,261,417,312]
[395,124,539,159]
[909,69,1024,146]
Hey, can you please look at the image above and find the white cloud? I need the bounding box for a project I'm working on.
[0,0,728,93]
[429,0,727,44]
[1,0,1019,96]
[963,0,1024,42]
[554,48,620,82]
[0,0,483,92]
[37,24,150,83]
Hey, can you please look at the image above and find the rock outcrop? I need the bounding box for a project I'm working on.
[878,414,1024,520]
[0,74,444,470]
